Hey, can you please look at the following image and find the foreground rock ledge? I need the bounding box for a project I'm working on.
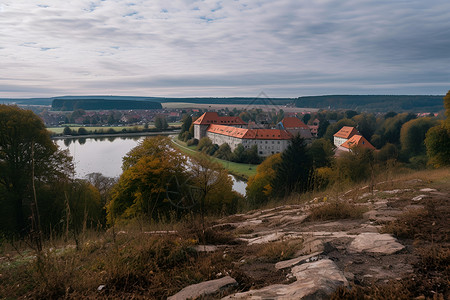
[223,259,348,299]
[348,233,405,255]
[168,276,237,300]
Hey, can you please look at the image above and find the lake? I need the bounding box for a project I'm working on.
[56,136,247,195]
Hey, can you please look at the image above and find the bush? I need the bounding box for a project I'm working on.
[186,138,198,146]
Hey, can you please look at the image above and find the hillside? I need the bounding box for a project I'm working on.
[296,95,444,112]
[51,98,162,111]
[1,168,448,299]
[1,94,445,112]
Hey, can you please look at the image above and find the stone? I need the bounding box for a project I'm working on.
[412,195,427,201]
[223,259,348,299]
[275,251,323,270]
[419,188,437,192]
[168,276,237,300]
[348,233,405,255]
[194,245,219,252]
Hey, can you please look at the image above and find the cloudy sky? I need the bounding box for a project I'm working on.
[1,0,449,98]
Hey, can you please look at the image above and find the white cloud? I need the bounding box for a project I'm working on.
[0,0,449,98]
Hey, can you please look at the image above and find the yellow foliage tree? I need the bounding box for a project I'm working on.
[246,153,281,206]
[107,136,187,223]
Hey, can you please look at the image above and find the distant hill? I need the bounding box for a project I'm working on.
[295,95,444,112]
[1,94,445,112]
[52,99,162,111]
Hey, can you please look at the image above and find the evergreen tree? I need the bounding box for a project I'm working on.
[271,135,313,197]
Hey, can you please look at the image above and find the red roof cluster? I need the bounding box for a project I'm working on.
[207,124,292,140]
[281,117,309,129]
[341,135,375,150]
[333,126,360,139]
[193,112,247,126]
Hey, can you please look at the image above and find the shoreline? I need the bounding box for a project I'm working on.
[51,129,181,140]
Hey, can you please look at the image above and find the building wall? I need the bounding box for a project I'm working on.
[206,131,290,157]
[334,136,348,147]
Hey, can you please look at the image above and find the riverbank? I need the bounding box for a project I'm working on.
[51,129,180,140]
[170,136,257,180]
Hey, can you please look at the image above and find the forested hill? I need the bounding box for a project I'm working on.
[0,94,445,112]
[295,95,444,112]
[51,98,162,111]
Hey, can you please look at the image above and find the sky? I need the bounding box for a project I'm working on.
[1,0,450,98]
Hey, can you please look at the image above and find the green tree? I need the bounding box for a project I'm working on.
[352,113,376,141]
[345,110,358,119]
[154,115,168,131]
[307,138,334,168]
[425,125,450,167]
[271,135,313,197]
[400,117,437,159]
[0,105,73,234]
[63,126,72,135]
[232,144,246,163]
[78,127,88,135]
[377,113,416,146]
[302,113,311,125]
[214,143,233,161]
[180,114,192,134]
[323,118,356,142]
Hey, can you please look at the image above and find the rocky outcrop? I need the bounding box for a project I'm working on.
[348,233,405,255]
[168,276,237,300]
[223,259,348,299]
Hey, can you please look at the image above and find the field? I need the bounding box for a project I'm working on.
[162,102,318,113]
[171,137,257,179]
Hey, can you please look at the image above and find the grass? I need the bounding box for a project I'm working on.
[307,201,367,221]
[171,137,257,179]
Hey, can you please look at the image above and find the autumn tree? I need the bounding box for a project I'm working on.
[0,105,73,234]
[425,90,450,167]
[107,136,187,223]
[246,153,281,206]
[189,155,240,216]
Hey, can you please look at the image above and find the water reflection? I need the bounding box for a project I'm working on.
[56,136,247,195]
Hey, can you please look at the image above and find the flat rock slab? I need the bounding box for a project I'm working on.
[348,233,404,255]
[168,276,237,300]
[223,259,348,300]
[275,251,323,270]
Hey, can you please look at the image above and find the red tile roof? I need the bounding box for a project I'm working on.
[340,135,375,150]
[333,126,360,139]
[207,124,292,140]
[281,117,309,129]
[193,112,247,125]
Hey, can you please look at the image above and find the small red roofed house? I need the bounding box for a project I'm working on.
[279,117,312,139]
[333,126,360,148]
[337,135,375,153]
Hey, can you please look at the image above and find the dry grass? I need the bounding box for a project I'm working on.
[307,201,367,221]
[249,239,304,263]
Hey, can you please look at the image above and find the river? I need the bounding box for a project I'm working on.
[56,136,247,195]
